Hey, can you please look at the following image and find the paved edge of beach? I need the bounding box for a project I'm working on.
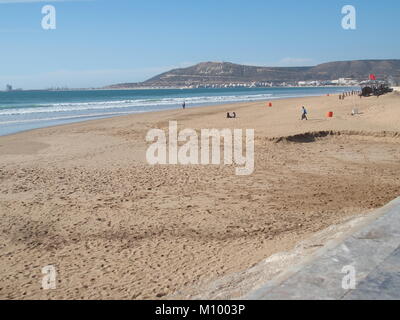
[245,197,400,300]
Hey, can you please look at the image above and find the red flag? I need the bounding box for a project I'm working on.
[369,74,377,80]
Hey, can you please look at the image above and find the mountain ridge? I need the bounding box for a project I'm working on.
[105,59,400,88]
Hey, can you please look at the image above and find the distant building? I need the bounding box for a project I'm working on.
[6,84,12,92]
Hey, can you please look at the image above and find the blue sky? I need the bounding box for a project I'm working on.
[0,0,399,89]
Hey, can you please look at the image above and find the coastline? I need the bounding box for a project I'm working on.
[99,85,358,91]
[1,92,400,299]
[0,95,312,138]
[0,85,362,93]
[0,87,357,138]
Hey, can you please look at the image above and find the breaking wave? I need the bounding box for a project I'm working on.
[0,93,274,116]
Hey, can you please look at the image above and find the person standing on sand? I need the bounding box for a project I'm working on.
[182,101,186,109]
[301,106,308,120]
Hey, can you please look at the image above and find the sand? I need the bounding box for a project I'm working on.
[1,92,400,300]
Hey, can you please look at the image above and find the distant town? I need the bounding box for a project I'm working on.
[162,78,365,89]
[1,81,360,92]
[4,84,23,92]
[3,77,396,92]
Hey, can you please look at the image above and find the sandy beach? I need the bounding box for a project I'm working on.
[1,92,400,300]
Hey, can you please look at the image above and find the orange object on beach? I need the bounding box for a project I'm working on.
[327,111,334,118]
[268,102,272,107]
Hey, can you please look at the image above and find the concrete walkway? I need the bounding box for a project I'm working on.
[246,197,400,300]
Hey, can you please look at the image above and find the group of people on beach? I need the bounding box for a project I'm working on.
[182,100,238,119]
[339,90,360,100]
[182,99,239,119]
[181,98,353,122]
[184,98,308,121]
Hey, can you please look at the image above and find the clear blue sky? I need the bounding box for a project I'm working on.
[0,0,399,89]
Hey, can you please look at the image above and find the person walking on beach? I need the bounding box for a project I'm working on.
[182,101,186,110]
[301,106,308,120]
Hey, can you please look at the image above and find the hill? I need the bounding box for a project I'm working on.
[105,60,400,88]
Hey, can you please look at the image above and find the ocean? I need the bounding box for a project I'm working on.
[0,87,357,136]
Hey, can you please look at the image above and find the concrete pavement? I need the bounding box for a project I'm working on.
[246,197,400,300]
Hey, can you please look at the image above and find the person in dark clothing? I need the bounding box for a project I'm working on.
[301,106,308,120]
[182,101,186,109]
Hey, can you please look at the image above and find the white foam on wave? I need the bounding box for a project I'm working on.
[0,94,273,116]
